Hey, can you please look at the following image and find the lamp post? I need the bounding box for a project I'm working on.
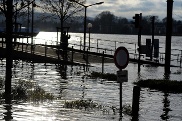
[69,0,104,55]
[88,23,92,50]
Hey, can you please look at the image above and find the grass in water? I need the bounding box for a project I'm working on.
[64,99,132,116]
[134,79,182,93]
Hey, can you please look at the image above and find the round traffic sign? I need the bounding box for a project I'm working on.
[114,46,129,69]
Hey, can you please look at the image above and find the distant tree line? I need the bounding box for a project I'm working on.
[36,11,182,35]
[1,10,182,35]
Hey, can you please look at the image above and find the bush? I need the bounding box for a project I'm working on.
[134,79,182,93]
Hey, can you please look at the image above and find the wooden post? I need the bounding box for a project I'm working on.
[132,86,141,120]
[102,51,104,74]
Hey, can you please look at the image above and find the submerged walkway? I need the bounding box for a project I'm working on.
[0,42,113,65]
[0,40,180,67]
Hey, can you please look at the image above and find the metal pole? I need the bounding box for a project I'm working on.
[89,28,90,50]
[120,69,123,119]
[138,13,142,73]
[27,0,30,44]
[5,0,13,104]
[83,7,87,57]
[151,16,155,60]
[31,0,35,54]
[165,0,173,76]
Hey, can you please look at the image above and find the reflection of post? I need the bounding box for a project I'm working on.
[30,62,35,80]
[4,104,13,120]
[62,31,70,60]
[161,93,170,120]
[57,64,67,79]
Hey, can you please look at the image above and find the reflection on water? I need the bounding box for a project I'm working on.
[0,59,182,120]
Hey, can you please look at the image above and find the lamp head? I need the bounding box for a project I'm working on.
[88,23,93,28]
[96,2,104,5]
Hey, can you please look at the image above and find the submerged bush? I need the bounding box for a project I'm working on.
[0,79,54,101]
[90,72,117,81]
[134,79,182,93]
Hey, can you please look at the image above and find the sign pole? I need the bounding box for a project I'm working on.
[114,46,129,119]
[120,69,123,118]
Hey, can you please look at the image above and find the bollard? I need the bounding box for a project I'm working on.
[132,86,141,120]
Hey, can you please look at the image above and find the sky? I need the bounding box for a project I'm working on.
[86,0,182,20]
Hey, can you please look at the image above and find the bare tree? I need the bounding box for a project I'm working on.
[0,0,36,103]
[39,0,85,43]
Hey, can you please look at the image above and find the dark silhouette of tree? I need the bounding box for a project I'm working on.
[39,0,85,42]
[93,11,115,33]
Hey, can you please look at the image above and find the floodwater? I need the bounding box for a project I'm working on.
[0,32,182,120]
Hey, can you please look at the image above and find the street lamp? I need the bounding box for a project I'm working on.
[69,0,104,56]
[88,23,92,50]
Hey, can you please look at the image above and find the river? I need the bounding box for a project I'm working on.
[0,32,182,120]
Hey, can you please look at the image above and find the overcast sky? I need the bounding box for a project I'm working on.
[86,0,182,20]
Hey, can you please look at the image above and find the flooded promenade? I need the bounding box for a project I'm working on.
[0,32,182,120]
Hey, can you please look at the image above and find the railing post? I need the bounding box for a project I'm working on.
[57,48,60,60]
[45,42,47,57]
[2,38,4,48]
[97,39,99,53]
[86,48,89,71]
[180,50,182,68]
[115,41,116,50]
[80,40,82,50]
[22,38,23,52]
[102,51,104,74]
[72,46,74,63]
